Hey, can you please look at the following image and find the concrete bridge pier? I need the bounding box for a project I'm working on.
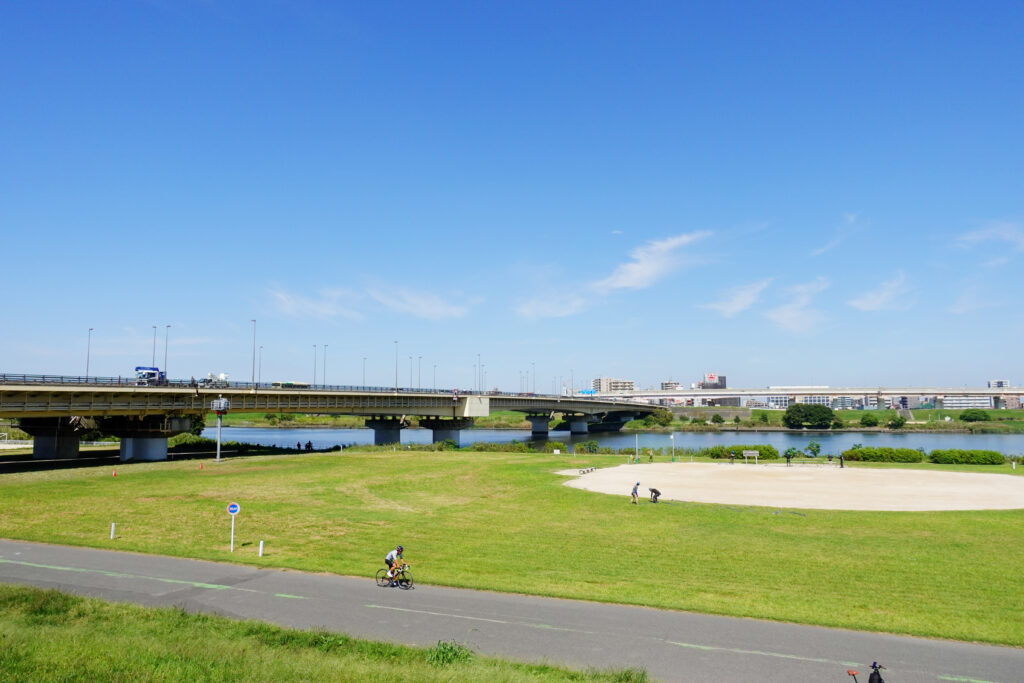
[526,414,551,437]
[568,416,591,435]
[19,417,85,460]
[418,417,474,446]
[365,417,406,446]
[103,416,193,462]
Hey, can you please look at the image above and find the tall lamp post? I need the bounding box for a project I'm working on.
[163,325,170,381]
[211,396,230,462]
[250,320,256,387]
[86,328,93,380]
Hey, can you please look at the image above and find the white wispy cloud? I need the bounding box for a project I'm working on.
[810,213,859,257]
[958,221,1024,251]
[514,294,589,319]
[515,231,711,319]
[847,272,911,311]
[367,288,469,320]
[591,231,711,292]
[271,288,363,319]
[765,277,829,332]
[702,279,771,317]
[948,286,994,315]
[610,229,623,235]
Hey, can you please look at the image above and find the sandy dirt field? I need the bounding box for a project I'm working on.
[558,462,1024,511]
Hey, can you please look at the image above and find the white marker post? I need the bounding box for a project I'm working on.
[227,502,240,551]
[258,540,264,557]
[110,522,115,540]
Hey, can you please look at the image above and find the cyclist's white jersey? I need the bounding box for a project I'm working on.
[386,549,402,563]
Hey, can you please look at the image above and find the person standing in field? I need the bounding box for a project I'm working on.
[631,482,639,504]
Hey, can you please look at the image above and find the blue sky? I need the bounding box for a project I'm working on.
[2,1,1021,390]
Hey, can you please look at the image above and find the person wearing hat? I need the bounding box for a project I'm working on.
[631,482,640,504]
[648,487,661,503]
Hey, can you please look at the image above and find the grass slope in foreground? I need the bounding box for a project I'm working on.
[0,451,1022,646]
[0,584,646,682]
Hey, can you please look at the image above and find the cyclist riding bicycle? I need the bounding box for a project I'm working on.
[384,545,405,586]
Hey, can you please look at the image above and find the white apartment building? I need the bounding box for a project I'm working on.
[939,395,993,410]
[592,377,635,392]
[989,380,1010,388]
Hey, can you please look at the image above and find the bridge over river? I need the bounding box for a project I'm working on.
[0,374,656,462]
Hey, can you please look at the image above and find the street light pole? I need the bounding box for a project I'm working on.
[250,320,256,386]
[86,328,93,379]
[151,325,157,366]
[163,325,170,379]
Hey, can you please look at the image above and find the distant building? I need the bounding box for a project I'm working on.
[698,373,726,389]
[660,381,680,390]
[938,395,993,410]
[1002,395,1022,410]
[592,377,635,392]
[766,395,790,409]
[797,395,830,406]
[831,396,856,410]
[989,380,1010,388]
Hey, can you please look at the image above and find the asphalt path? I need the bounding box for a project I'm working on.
[0,539,1020,682]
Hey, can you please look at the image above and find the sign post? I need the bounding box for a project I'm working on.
[211,396,230,462]
[227,502,240,552]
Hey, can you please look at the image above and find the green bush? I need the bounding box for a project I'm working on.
[576,440,599,454]
[427,640,474,666]
[710,414,725,424]
[782,404,835,429]
[859,413,880,427]
[841,447,923,462]
[928,449,1005,465]
[700,444,779,460]
[887,416,907,429]
[959,409,990,422]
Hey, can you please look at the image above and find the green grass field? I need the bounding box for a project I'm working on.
[0,584,646,682]
[1,451,1022,646]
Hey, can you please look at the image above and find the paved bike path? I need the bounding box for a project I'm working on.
[0,540,1020,682]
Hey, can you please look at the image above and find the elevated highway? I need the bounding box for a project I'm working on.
[595,385,1023,409]
[0,374,655,461]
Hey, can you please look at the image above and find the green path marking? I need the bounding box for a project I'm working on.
[938,676,1000,683]
[366,604,596,634]
[0,557,306,600]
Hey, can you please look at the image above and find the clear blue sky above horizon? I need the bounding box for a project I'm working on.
[2,1,1022,390]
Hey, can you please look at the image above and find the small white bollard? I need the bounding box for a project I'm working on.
[110,522,115,540]
[258,540,264,557]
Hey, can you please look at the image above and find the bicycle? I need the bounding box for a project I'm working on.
[847,662,886,683]
[375,563,414,589]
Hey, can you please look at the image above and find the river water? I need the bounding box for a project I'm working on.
[203,427,1024,455]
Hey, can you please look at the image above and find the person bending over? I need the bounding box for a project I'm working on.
[649,487,661,503]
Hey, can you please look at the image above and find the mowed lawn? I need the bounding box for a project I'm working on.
[1,450,1022,646]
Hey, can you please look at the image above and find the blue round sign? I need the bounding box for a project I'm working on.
[227,502,240,515]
